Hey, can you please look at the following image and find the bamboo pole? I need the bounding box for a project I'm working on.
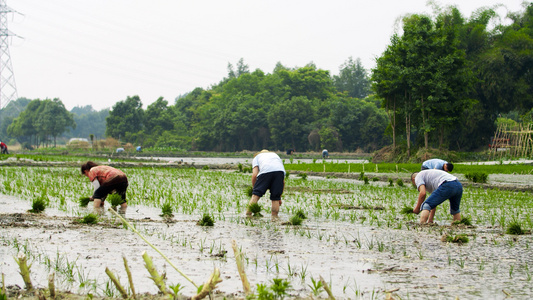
[191,268,222,300]
[48,271,56,299]
[14,252,33,291]
[105,267,128,299]
[231,240,251,295]
[142,251,172,297]
[319,275,335,300]
[123,255,136,299]
[108,208,198,288]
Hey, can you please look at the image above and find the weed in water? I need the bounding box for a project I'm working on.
[29,196,47,213]
[506,221,524,235]
[308,277,323,296]
[197,213,215,226]
[248,203,263,217]
[78,213,99,224]
[79,197,91,207]
[452,216,472,226]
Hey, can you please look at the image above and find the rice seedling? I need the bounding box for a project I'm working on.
[294,209,307,220]
[79,196,91,207]
[308,277,323,296]
[197,213,215,226]
[297,173,308,180]
[245,185,253,197]
[289,215,303,226]
[400,205,414,214]
[465,172,488,183]
[452,216,472,226]
[396,179,404,187]
[388,178,394,186]
[506,221,524,235]
[442,233,469,243]
[247,203,263,217]
[78,213,99,224]
[28,196,47,213]
[107,193,123,208]
[160,202,174,218]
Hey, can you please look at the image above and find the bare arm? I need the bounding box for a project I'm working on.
[413,184,426,214]
[251,166,259,186]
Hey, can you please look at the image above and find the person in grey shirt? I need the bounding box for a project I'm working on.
[411,169,463,224]
[421,158,453,172]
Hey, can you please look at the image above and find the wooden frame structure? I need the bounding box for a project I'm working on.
[489,123,533,159]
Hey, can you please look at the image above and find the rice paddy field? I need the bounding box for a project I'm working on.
[0,157,533,299]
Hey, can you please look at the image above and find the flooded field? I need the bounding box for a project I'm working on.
[1,164,532,299]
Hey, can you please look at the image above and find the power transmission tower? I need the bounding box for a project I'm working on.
[0,0,18,109]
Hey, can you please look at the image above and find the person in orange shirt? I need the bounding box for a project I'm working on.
[81,161,129,214]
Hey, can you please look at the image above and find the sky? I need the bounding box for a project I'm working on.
[4,0,529,111]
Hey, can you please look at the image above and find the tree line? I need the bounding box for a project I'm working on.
[1,3,532,154]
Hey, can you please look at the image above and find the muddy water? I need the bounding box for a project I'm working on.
[1,192,533,299]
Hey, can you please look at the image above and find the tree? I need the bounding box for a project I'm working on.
[333,57,371,99]
[105,95,144,143]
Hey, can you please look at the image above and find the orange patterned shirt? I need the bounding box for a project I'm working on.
[88,166,126,186]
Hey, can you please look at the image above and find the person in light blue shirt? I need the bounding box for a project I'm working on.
[411,169,463,224]
[421,158,453,172]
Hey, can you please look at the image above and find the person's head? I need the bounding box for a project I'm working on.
[411,172,419,186]
[444,163,454,172]
[81,161,99,175]
[254,149,269,158]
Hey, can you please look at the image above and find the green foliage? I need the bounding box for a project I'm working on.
[401,205,414,214]
[396,179,404,187]
[363,176,369,184]
[270,278,290,299]
[359,172,365,180]
[78,213,99,224]
[465,172,488,183]
[297,173,308,180]
[506,221,525,235]
[294,209,307,220]
[29,196,47,213]
[372,177,379,182]
[307,277,323,297]
[197,213,215,226]
[388,178,394,186]
[107,194,123,207]
[79,197,91,207]
[202,165,209,170]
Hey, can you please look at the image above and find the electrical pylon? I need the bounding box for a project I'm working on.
[0,0,18,109]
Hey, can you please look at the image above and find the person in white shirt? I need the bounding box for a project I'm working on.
[246,150,286,217]
[421,158,453,172]
[411,169,463,224]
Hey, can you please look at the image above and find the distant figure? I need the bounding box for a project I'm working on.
[0,141,8,154]
[136,146,142,152]
[116,147,125,153]
[411,170,463,224]
[246,150,286,217]
[286,148,295,155]
[421,158,453,172]
[81,161,129,215]
[322,149,329,159]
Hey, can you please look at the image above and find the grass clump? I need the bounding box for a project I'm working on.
[160,202,174,218]
[452,216,472,226]
[372,177,379,182]
[197,213,215,226]
[78,213,99,224]
[363,176,369,184]
[28,196,47,213]
[79,197,91,207]
[294,209,307,220]
[297,173,308,180]
[396,179,404,187]
[388,178,394,186]
[465,172,488,183]
[506,221,525,235]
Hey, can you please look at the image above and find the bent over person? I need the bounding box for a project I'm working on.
[411,169,463,224]
[421,158,453,172]
[246,150,285,217]
[81,161,129,214]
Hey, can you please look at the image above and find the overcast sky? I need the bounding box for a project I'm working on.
[5,0,529,111]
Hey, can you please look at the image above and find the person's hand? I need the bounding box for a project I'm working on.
[90,196,94,201]
[279,200,282,206]
[413,207,420,214]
